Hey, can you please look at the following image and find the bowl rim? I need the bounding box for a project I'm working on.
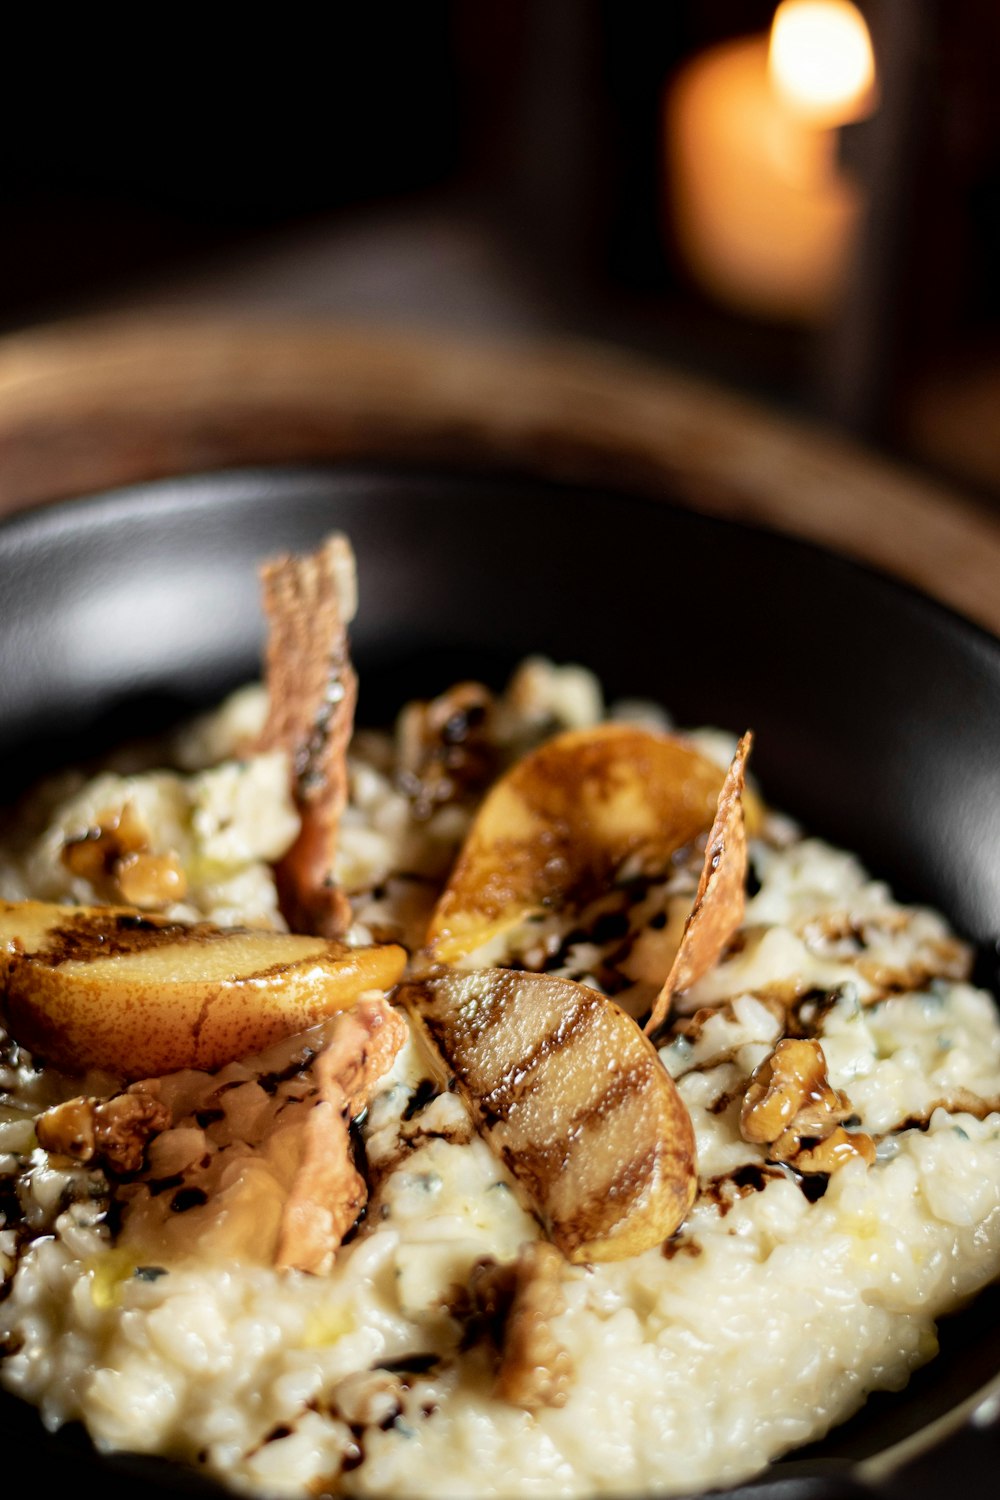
[3,457,1000,657]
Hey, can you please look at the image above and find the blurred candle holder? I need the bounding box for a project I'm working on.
[666,0,877,324]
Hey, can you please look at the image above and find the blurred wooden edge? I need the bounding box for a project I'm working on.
[1,315,998,636]
[906,355,1000,503]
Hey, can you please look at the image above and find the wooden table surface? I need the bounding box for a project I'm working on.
[1,315,998,637]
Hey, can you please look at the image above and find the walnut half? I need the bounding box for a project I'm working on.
[740,1038,874,1175]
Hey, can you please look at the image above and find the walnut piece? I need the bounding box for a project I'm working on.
[856,937,971,993]
[741,1039,849,1143]
[62,802,188,911]
[740,1038,874,1176]
[396,681,498,817]
[36,1090,171,1174]
[116,851,187,908]
[473,1241,573,1411]
[793,1127,877,1173]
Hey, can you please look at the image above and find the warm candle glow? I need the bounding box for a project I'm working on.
[768,0,876,128]
[666,0,878,321]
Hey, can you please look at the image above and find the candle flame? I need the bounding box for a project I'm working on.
[768,0,876,127]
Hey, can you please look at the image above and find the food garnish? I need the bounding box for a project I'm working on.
[52,999,408,1274]
[645,731,753,1035]
[62,800,188,910]
[471,1241,573,1410]
[275,998,407,1272]
[36,1090,171,1173]
[426,723,746,963]
[395,680,499,817]
[257,533,358,938]
[0,899,405,1078]
[740,1037,875,1174]
[401,967,697,1263]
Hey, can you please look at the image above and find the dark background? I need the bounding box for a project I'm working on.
[4,1,1000,500]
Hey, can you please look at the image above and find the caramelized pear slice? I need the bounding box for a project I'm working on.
[427,724,740,962]
[0,900,406,1079]
[645,731,753,1035]
[401,968,696,1263]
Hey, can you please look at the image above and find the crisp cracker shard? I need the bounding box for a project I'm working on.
[0,899,406,1079]
[645,731,753,1036]
[275,998,408,1273]
[257,533,359,938]
[401,968,697,1263]
[425,723,753,963]
[90,999,407,1273]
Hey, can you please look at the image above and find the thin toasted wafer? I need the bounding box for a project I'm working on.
[645,731,753,1036]
[258,535,358,936]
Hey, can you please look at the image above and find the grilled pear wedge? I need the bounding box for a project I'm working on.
[401,968,696,1263]
[0,900,406,1079]
[426,724,758,963]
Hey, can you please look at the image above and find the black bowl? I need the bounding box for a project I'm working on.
[0,466,998,1500]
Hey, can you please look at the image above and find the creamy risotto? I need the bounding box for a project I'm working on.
[0,539,997,1500]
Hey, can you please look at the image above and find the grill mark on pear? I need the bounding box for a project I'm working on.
[35,912,198,965]
[21,913,344,984]
[472,1001,603,1125]
[553,1143,661,1254]
[479,1018,642,1130]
